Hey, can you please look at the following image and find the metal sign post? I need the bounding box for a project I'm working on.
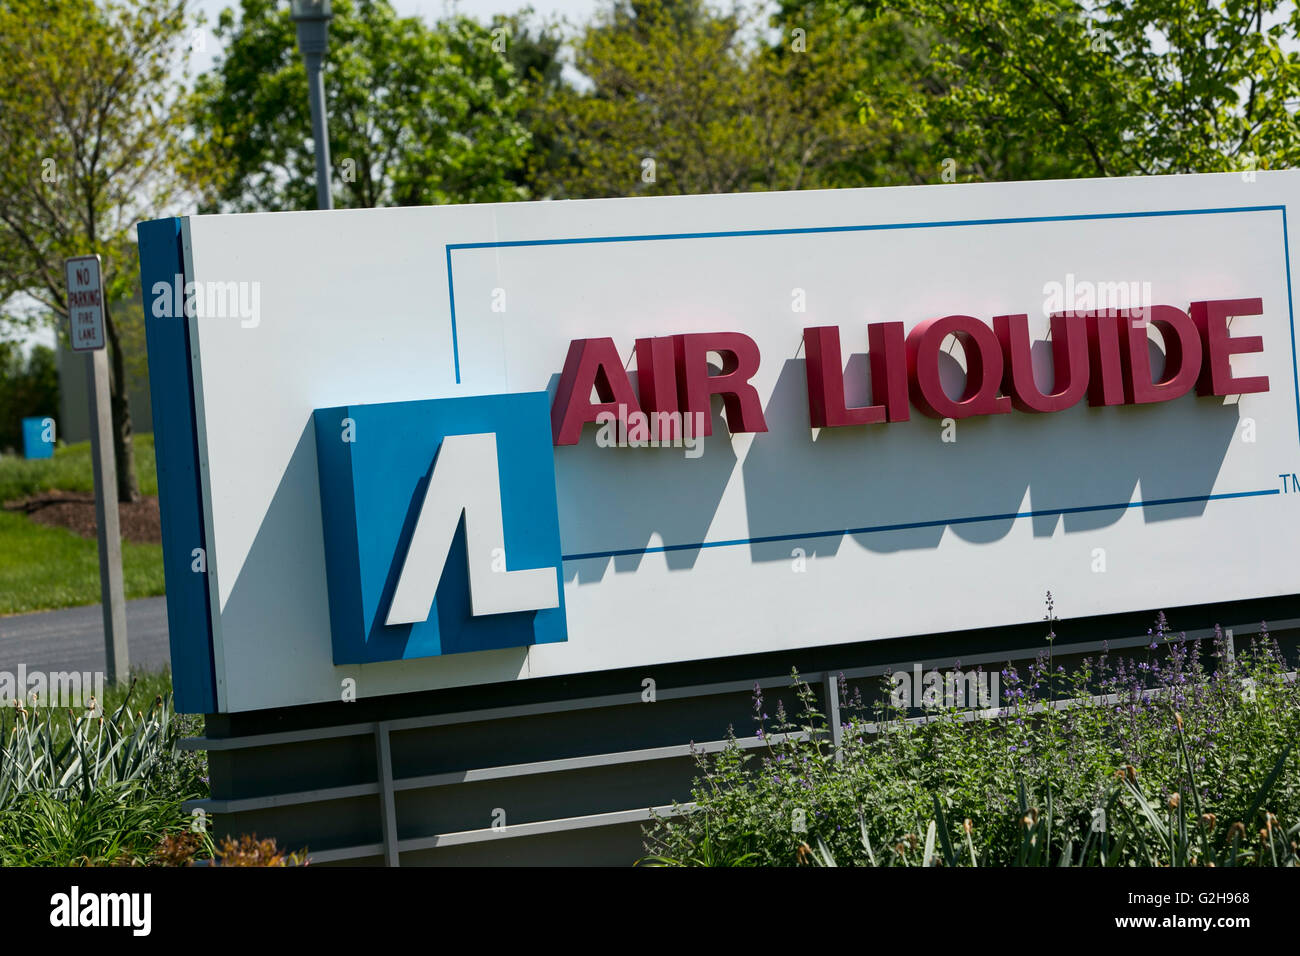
[65,254,128,684]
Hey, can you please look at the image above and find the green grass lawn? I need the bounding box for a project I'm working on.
[0,432,157,502]
[0,434,165,615]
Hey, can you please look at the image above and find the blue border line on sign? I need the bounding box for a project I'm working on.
[445,204,1296,388]
[445,244,461,385]
[444,203,1295,562]
[560,490,1281,562]
[1283,206,1299,438]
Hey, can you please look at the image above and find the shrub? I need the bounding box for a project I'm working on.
[0,786,188,867]
[0,677,208,866]
[642,605,1300,866]
[211,834,308,867]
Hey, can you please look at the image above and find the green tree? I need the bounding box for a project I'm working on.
[845,0,1300,182]
[536,0,936,199]
[495,12,569,196]
[0,0,199,501]
[775,2,944,188]
[0,343,60,455]
[189,0,536,211]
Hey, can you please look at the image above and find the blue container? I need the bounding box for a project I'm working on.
[21,417,55,459]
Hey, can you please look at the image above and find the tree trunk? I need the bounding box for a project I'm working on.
[102,301,140,503]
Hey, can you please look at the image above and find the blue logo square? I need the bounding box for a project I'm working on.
[313,391,567,665]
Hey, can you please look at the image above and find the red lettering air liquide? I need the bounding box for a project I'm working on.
[550,298,1269,441]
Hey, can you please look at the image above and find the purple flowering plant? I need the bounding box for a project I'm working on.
[643,596,1300,866]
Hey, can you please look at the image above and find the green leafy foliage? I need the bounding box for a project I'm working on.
[0,0,200,501]
[0,675,209,866]
[0,786,191,867]
[841,0,1300,180]
[644,613,1300,866]
[189,0,536,211]
[0,343,59,455]
[0,0,196,316]
[538,0,937,198]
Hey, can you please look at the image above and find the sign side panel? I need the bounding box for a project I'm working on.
[137,216,217,713]
[181,217,229,711]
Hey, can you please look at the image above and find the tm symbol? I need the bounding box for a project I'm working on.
[1279,473,1300,493]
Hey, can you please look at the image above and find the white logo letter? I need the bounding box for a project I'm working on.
[386,433,558,624]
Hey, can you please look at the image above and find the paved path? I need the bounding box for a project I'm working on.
[0,597,171,675]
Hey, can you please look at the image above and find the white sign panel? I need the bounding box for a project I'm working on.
[65,255,106,352]
[164,171,1300,712]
